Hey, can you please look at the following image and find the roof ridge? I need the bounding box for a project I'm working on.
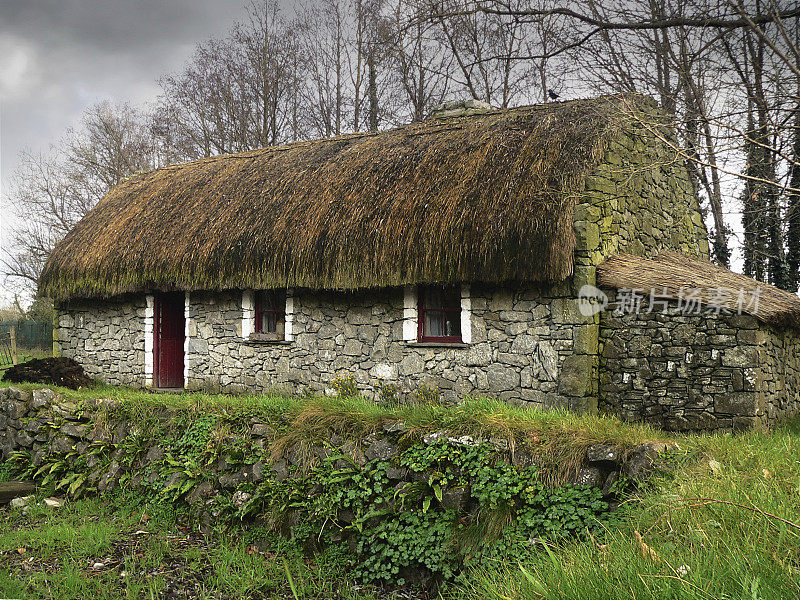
[133,93,652,177]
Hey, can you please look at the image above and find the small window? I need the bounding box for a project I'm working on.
[255,290,285,337]
[418,285,462,342]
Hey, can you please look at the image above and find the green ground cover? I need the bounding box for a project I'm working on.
[0,492,385,600]
[1,384,798,599]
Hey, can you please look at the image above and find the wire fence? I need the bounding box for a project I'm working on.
[0,329,16,372]
[0,320,52,350]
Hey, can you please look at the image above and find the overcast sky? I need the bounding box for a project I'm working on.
[0,0,251,304]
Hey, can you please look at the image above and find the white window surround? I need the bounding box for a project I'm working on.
[285,294,295,341]
[242,290,255,338]
[403,284,471,344]
[183,292,190,387]
[242,289,294,342]
[460,285,472,344]
[144,294,154,387]
[402,285,418,342]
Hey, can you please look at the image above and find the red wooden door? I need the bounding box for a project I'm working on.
[154,293,184,389]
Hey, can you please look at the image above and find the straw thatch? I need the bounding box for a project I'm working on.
[41,94,658,301]
[597,253,800,329]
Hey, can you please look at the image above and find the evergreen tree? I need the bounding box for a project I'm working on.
[786,102,800,291]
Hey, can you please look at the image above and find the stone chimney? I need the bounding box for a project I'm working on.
[430,99,494,119]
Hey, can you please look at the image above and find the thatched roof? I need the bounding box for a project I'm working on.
[42,94,659,301]
[598,253,800,330]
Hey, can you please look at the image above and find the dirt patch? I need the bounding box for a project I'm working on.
[2,357,92,389]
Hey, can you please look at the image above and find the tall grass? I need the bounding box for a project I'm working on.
[455,420,800,600]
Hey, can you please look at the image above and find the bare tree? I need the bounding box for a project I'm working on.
[3,103,157,295]
[235,0,301,146]
[383,0,453,121]
[427,0,536,106]
[157,1,301,156]
[296,0,350,137]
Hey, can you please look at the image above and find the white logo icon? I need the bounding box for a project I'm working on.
[577,285,608,316]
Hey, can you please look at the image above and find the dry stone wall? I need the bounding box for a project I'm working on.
[0,385,670,503]
[757,327,800,424]
[571,124,709,296]
[54,296,146,387]
[599,289,799,431]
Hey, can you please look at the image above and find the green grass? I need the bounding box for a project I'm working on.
[0,347,52,370]
[0,491,385,599]
[453,420,800,600]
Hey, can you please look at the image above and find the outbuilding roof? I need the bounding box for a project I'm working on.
[598,252,800,329]
[42,94,660,300]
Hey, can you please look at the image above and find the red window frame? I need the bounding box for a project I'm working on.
[417,285,462,343]
[254,290,286,336]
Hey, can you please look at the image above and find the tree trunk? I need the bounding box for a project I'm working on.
[368,45,378,132]
[786,100,800,290]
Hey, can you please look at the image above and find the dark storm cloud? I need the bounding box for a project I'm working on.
[1,0,244,161]
[3,0,224,51]
[0,1,247,298]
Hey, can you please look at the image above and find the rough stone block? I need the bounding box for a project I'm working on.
[577,221,601,251]
[441,486,470,511]
[465,343,492,366]
[6,400,27,421]
[722,348,756,368]
[15,430,34,448]
[60,423,88,439]
[716,393,755,416]
[31,388,55,410]
[486,364,520,393]
[569,395,598,414]
[571,265,597,295]
[551,298,592,325]
[587,444,620,464]
[364,438,399,462]
[558,354,594,397]
[573,324,599,355]
[575,467,604,487]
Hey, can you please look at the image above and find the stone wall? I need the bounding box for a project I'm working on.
[573,122,709,284]
[187,284,595,410]
[598,289,799,431]
[54,295,146,387]
[564,118,711,416]
[56,283,595,411]
[0,384,670,501]
[758,326,800,424]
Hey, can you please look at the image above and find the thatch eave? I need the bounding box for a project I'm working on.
[598,253,800,330]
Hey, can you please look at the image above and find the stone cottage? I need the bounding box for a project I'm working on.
[39,94,800,430]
